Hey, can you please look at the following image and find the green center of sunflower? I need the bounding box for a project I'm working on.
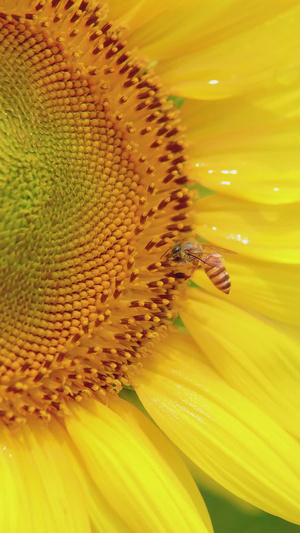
[0,1,193,427]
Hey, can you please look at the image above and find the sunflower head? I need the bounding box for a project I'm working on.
[0,0,194,427]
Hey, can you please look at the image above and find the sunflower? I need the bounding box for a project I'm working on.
[0,0,299,531]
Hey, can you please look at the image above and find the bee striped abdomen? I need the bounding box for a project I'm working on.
[203,254,231,294]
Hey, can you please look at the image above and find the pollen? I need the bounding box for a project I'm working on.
[0,0,193,427]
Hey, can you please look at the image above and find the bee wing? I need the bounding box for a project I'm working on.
[199,242,238,256]
[183,250,224,267]
[202,254,226,268]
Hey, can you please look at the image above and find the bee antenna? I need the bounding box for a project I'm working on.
[186,252,211,266]
[160,248,169,259]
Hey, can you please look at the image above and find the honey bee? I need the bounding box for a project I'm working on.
[162,238,237,294]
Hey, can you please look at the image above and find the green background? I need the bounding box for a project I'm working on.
[201,486,300,533]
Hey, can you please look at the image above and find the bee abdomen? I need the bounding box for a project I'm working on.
[203,263,231,294]
[215,271,231,294]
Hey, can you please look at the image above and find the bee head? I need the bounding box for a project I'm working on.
[172,244,181,254]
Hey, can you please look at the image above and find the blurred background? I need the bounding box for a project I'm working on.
[199,480,300,533]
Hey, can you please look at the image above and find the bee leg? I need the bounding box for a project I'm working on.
[189,259,199,277]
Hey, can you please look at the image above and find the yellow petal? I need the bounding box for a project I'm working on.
[183,95,300,205]
[112,1,300,100]
[180,288,300,439]
[52,419,131,533]
[277,322,300,345]
[83,482,131,533]
[111,396,213,533]
[37,422,131,533]
[69,466,131,533]
[0,430,22,531]
[195,194,300,263]
[193,255,300,325]
[191,153,300,205]
[183,454,262,515]
[137,332,300,524]
[66,398,213,533]
[0,418,90,533]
